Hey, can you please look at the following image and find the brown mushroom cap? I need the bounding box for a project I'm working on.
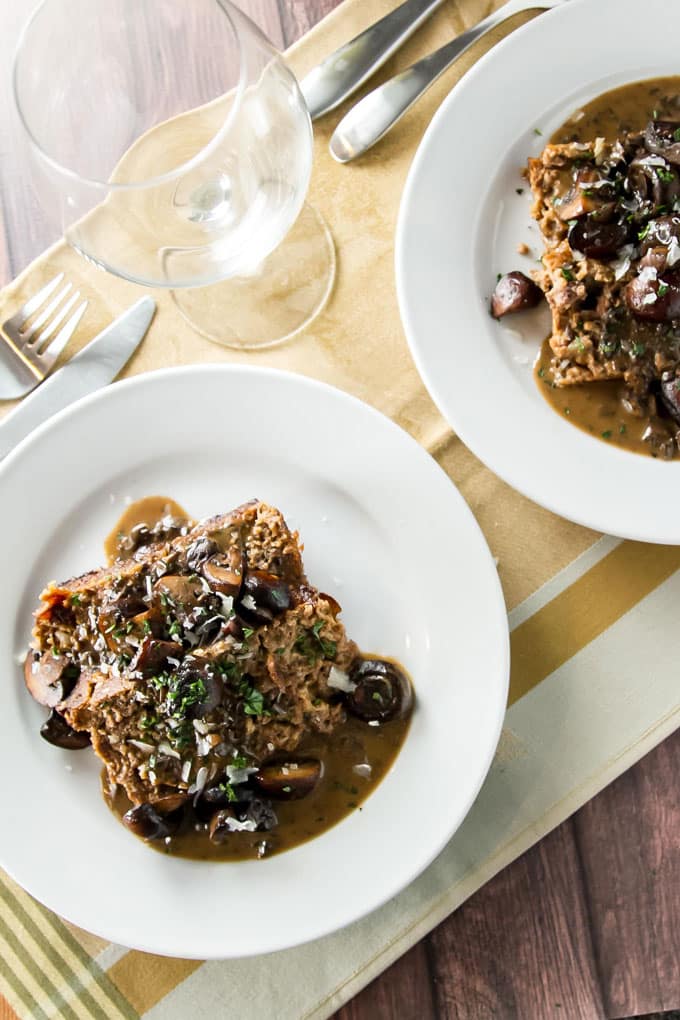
[346,659,414,723]
[252,759,322,800]
[23,650,78,708]
[40,709,91,749]
[201,548,244,597]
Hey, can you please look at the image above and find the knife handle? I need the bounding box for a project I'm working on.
[329,0,551,162]
[300,0,446,120]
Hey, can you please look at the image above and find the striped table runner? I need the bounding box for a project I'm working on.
[1,0,678,1016]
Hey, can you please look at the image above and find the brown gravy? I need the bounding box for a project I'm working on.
[535,339,650,455]
[105,708,410,861]
[103,497,412,861]
[535,77,680,456]
[104,496,191,563]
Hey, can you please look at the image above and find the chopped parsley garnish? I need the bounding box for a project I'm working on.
[167,619,182,639]
[601,430,613,440]
[533,127,543,136]
[619,425,627,435]
[231,754,248,769]
[674,127,680,142]
[234,678,268,717]
[656,167,675,183]
[658,282,669,297]
[561,266,575,282]
[219,782,238,803]
[538,367,545,379]
[69,594,82,606]
[282,786,292,794]
[140,714,158,731]
[294,621,337,662]
[242,627,255,639]
[632,341,647,356]
[638,223,651,241]
[371,691,383,703]
[142,619,153,635]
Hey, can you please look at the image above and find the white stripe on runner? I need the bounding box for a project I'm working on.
[508,534,621,631]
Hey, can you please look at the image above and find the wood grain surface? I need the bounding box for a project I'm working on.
[0,1,678,1018]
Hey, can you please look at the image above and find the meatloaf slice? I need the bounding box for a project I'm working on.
[26,500,358,805]
[528,128,680,394]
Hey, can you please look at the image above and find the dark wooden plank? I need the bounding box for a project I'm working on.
[278,0,342,47]
[333,941,436,1020]
[424,821,606,1020]
[574,731,680,1019]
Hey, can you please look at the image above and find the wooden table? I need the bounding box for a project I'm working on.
[1,2,678,1017]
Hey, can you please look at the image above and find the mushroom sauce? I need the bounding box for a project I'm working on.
[532,77,680,458]
[100,497,412,861]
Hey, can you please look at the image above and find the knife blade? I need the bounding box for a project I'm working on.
[0,296,155,460]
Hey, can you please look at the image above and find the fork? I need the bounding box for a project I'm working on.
[329,0,569,162]
[0,273,88,399]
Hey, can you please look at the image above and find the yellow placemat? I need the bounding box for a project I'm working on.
[1,2,679,1018]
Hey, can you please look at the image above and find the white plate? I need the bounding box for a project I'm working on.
[396,0,680,544]
[0,365,508,959]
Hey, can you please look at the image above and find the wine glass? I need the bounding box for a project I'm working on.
[12,0,335,350]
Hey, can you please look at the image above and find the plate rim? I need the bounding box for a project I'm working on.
[0,363,510,958]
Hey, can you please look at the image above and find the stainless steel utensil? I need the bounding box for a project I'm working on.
[300,0,445,120]
[0,273,88,398]
[0,296,155,459]
[329,0,566,162]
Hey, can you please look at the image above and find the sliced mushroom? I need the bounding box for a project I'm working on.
[346,659,414,723]
[24,650,79,708]
[567,218,628,260]
[40,709,90,749]
[640,215,680,254]
[235,570,292,626]
[201,548,244,597]
[185,536,218,573]
[660,375,680,425]
[319,592,342,617]
[129,609,163,638]
[555,168,608,221]
[109,592,147,619]
[195,784,240,822]
[152,791,189,814]
[175,659,223,718]
[252,759,322,800]
[130,637,184,677]
[490,272,543,319]
[154,575,204,607]
[122,802,182,840]
[625,267,680,321]
[208,798,279,840]
[208,808,238,844]
[644,120,680,166]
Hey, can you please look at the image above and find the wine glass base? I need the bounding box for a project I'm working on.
[170,203,336,350]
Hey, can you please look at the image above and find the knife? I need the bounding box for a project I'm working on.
[300,0,445,120]
[0,295,155,460]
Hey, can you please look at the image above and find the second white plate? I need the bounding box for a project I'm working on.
[397,0,680,543]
